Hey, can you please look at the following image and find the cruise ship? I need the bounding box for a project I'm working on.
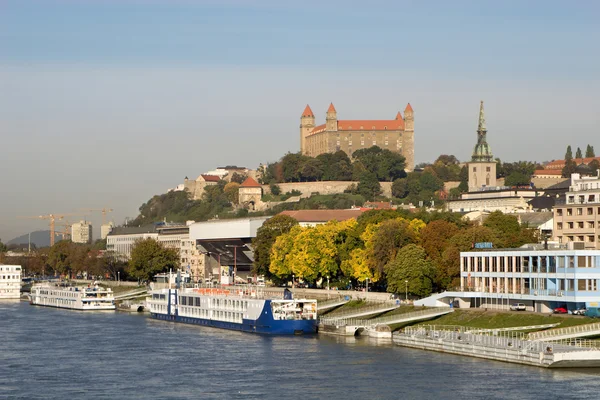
[148,286,318,335]
[0,264,22,299]
[30,283,116,310]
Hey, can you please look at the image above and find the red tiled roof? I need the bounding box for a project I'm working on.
[395,112,403,121]
[279,209,364,223]
[544,157,600,170]
[533,169,563,176]
[240,177,261,187]
[201,174,220,182]
[405,103,413,113]
[337,120,404,131]
[327,103,337,113]
[302,104,314,117]
[311,124,326,134]
[363,201,392,209]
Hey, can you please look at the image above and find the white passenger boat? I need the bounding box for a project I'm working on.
[0,264,22,300]
[30,283,116,310]
[148,285,318,335]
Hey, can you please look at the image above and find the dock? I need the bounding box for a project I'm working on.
[393,325,600,368]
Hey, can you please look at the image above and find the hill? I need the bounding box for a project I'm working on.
[7,230,52,248]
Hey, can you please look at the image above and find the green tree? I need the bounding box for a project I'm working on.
[576,147,583,159]
[252,214,299,278]
[589,159,600,175]
[357,171,382,201]
[269,183,281,196]
[586,144,595,158]
[299,158,324,182]
[127,238,179,281]
[392,177,409,198]
[223,182,240,204]
[364,218,417,280]
[430,154,461,181]
[385,244,434,297]
[352,146,406,182]
[504,171,531,187]
[92,239,107,251]
[565,145,573,160]
[230,172,247,184]
[0,240,7,253]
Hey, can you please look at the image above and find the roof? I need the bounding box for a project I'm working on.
[200,174,220,182]
[545,179,571,191]
[196,239,254,269]
[395,112,403,120]
[544,157,600,170]
[301,104,314,117]
[279,209,364,223]
[534,169,562,176]
[527,197,556,211]
[363,201,393,210]
[240,177,261,188]
[327,103,337,113]
[107,224,157,236]
[516,211,553,227]
[405,103,413,112]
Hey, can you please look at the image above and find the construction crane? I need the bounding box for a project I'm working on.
[18,213,81,247]
[55,221,73,241]
[81,208,113,226]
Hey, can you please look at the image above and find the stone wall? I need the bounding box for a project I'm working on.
[262,181,393,198]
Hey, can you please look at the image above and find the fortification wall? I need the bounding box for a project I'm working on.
[262,181,392,198]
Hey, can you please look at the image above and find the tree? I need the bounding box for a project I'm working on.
[230,172,247,184]
[562,159,577,178]
[96,251,126,280]
[586,144,595,158]
[352,146,406,182]
[357,171,382,201]
[392,177,408,198]
[0,240,6,253]
[505,171,531,187]
[589,159,600,175]
[565,145,573,160]
[385,244,434,297]
[127,238,180,281]
[269,183,281,196]
[252,214,298,278]
[92,239,107,251]
[419,220,459,263]
[299,158,324,182]
[430,155,461,181]
[576,147,583,159]
[364,218,417,280]
[223,182,240,204]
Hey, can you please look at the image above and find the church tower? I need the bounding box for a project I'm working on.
[326,103,338,132]
[468,101,497,191]
[300,104,315,155]
[403,103,415,171]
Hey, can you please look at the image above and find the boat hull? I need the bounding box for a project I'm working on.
[151,313,317,335]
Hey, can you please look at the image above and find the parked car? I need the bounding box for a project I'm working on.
[572,308,587,316]
[510,303,526,311]
[553,307,568,314]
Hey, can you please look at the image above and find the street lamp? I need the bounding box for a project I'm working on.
[366,277,369,294]
[405,280,408,301]
[118,271,120,285]
[292,274,295,290]
[326,275,330,298]
[225,244,245,285]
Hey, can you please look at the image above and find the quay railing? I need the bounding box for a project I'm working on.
[398,325,600,354]
[320,307,452,328]
[528,322,600,341]
[324,300,400,319]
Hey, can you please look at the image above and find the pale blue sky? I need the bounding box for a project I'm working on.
[1,0,599,241]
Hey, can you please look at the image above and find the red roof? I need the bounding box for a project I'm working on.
[279,209,364,223]
[405,103,413,113]
[533,169,563,176]
[337,120,404,131]
[200,174,220,182]
[240,177,261,188]
[301,104,314,117]
[395,112,403,120]
[327,103,337,113]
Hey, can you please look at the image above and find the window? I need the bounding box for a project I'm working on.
[473,167,477,172]
[578,235,585,242]
[589,195,596,202]
[577,208,583,215]
[578,222,584,229]
[557,222,563,230]
[568,196,575,204]
[486,166,491,172]
[579,195,585,204]
[568,222,574,229]
[557,209,563,216]
[589,221,595,229]
[589,236,595,243]
[567,208,573,216]
[588,208,594,215]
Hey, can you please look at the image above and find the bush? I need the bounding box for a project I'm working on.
[270,183,282,196]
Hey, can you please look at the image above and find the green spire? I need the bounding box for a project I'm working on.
[472,101,493,162]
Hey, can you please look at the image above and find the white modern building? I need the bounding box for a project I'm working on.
[100,222,114,240]
[417,245,600,313]
[71,220,92,244]
[0,264,22,299]
[106,225,159,259]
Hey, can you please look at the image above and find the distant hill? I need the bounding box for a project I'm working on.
[7,230,52,248]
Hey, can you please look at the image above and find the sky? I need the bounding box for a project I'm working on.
[1,0,599,242]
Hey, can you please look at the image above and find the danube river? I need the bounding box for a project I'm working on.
[2,302,599,400]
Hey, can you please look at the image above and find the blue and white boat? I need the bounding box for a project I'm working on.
[148,285,318,335]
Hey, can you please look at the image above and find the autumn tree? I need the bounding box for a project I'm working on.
[127,238,180,281]
[223,182,240,204]
[252,214,298,278]
[385,244,434,297]
[230,172,247,184]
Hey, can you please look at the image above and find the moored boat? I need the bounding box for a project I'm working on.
[148,285,318,335]
[30,283,116,310]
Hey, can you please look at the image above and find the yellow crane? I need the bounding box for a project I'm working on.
[17,213,80,246]
[81,208,113,226]
[55,221,73,241]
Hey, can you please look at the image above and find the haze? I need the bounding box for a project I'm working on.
[1,0,599,241]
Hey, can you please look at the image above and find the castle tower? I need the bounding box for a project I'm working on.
[326,103,338,132]
[300,104,315,155]
[468,101,496,191]
[403,103,415,171]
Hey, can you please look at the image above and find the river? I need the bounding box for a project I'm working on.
[1,301,599,399]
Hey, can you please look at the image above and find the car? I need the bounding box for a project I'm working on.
[510,303,526,311]
[572,308,587,316]
[553,307,568,314]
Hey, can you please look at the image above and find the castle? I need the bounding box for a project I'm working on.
[300,102,415,171]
